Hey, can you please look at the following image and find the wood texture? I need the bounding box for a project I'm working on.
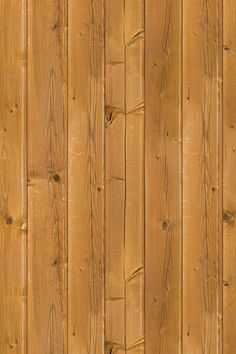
[105,1,144,353]
[223,1,236,353]
[68,0,104,353]
[0,1,27,352]
[2,1,236,353]
[28,0,68,352]
[105,1,126,351]
[145,1,182,353]
[183,0,222,353]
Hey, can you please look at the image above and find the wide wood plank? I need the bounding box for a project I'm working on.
[68,1,104,353]
[145,0,182,353]
[223,1,236,352]
[0,1,27,352]
[183,0,222,352]
[28,0,68,352]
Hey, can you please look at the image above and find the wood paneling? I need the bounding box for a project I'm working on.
[0,1,27,352]
[223,1,236,353]
[105,1,126,352]
[2,0,236,353]
[28,0,68,352]
[145,0,182,353]
[68,0,104,353]
[183,1,222,352]
[105,1,144,353]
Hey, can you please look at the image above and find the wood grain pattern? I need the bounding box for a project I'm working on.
[223,1,236,353]
[125,1,144,352]
[0,1,27,352]
[183,0,222,353]
[1,1,236,353]
[105,1,144,353]
[68,0,104,353]
[105,0,126,352]
[28,0,68,352]
[145,0,182,353]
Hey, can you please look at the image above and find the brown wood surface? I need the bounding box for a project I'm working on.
[183,1,222,353]
[68,0,104,353]
[223,1,236,353]
[0,0,27,352]
[1,0,236,353]
[105,1,144,353]
[145,0,182,353]
[28,0,68,352]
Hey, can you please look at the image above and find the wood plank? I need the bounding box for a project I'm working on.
[68,0,104,353]
[145,0,182,353]
[0,1,27,352]
[223,1,236,352]
[105,1,144,352]
[125,0,144,352]
[183,0,222,352]
[105,0,125,352]
[27,0,68,352]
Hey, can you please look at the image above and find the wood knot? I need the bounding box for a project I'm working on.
[223,210,234,224]
[223,280,231,288]
[52,22,61,31]
[105,106,123,127]
[53,174,60,182]
[161,219,170,230]
[6,216,13,225]
[223,45,230,51]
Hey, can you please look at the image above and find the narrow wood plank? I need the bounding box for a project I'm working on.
[28,0,68,352]
[125,0,144,352]
[0,1,27,352]
[105,0,126,352]
[145,0,182,353]
[223,1,236,352]
[105,1,144,353]
[68,1,104,353]
[183,0,222,352]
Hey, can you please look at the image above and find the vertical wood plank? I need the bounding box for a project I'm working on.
[68,0,104,353]
[145,0,182,353]
[105,1,144,353]
[125,1,144,352]
[28,0,68,352]
[0,1,27,352]
[183,0,222,352]
[105,0,125,352]
[223,1,236,352]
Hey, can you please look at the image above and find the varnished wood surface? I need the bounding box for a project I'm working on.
[145,1,182,352]
[183,1,222,352]
[0,0,235,353]
[28,0,68,352]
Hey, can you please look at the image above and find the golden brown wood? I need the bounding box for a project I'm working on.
[27,0,68,352]
[0,1,233,353]
[105,0,126,352]
[105,1,144,353]
[0,1,27,352]
[223,1,236,352]
[183,0,222,353]
[145,0,182,353]
[68,0,104,353]
[125,1,144,352]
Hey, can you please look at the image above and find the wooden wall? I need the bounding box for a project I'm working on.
[0,0,235,353]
